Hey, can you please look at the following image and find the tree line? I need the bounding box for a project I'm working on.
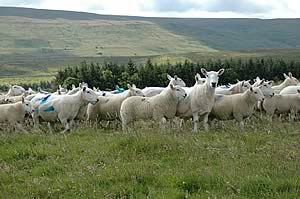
[1,58,298,92]
[54,58,300,90]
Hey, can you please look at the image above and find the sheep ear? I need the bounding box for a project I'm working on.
[283,73,289,79]
[250,87,253,92]
[167,74,172,80]
[174,75,178,80]
[72,84,76,89]
[259,79,265,85]
[127,84,132,90]
[241,80,245,86]
[195,74,199,82]
[132,84,136,88]
[169,84,175,90]
[218,68,225,76]
[201,68,208,77]
[288,72,293,77]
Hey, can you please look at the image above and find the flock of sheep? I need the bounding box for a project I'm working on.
[0,68,300,133]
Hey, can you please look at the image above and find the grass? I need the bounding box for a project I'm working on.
[0,118,299,198]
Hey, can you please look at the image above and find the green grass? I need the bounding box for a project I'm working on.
[0,118,299,198]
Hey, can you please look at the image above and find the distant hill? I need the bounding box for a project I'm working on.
[0,6,300,78]
[1,7,300,50]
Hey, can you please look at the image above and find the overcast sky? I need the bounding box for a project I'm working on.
[0,0,299,18]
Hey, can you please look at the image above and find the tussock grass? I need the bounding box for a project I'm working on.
[0,119,299,198]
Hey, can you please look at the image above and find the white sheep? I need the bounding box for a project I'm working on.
[279,85,300,95]
[4,94,25,104]
[252,77,265,87]
[210,87,264,130]
[272,72,299,94]
[33,87,98,133]
[216,80,251,95]
[86,84,145,121]
[0,97,33,131]
[262,90,300,121]
[5,85,25,97]
[142,74,186,97]
[120,84,186,131]
[183,73,206,94]
[176,68,225,132]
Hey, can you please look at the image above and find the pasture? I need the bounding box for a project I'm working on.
[0,118,299,198]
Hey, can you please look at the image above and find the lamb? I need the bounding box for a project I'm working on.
[86,84,145,121]
[120,84,186,131]
[210,87,264,130]
[176,68,225,132]
[272,72,298,94]
[262,90,300,121]
[142,74,186,97]
[0,97,33,131]
[216,80,251,95]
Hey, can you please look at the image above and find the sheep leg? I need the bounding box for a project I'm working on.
[192,112,199,132]
[15,122,27,133]
[289,110,296,122]
[159,117,167,129]
[203,113,209,132]
[70,120,76,131]
[60,119,70,134]
[122,119,129,131]
[238,121,245,131]
[47,122,53,133]
[33,113,40,130]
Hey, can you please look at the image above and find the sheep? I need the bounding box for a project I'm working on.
[0,97,33,131]
[262,90,300,121]
[142,74,186,97]
[210,87,264,130]
[216,80,251,95]
[255,80,275,112]
[4,94,25,104]
[272,72,299,94]
[5,85,25,97]
[33,87,98,133]
[86,84,145,122]
[183,73,206,94]
[252,77,265,87]
[176,68,225,132]
[120,84,186,131]
[0,95,6,104]
[279,85,300,95]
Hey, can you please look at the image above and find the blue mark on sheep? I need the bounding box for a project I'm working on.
[44,106,55,112]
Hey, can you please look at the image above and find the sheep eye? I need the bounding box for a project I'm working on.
[264,85,267,87]
[87,91,90,93]
[254,92,257,94]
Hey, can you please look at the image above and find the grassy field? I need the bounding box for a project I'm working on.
[0,118,299,198]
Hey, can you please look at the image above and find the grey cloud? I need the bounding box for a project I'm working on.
[149,0,201,12]
[204,0,270,14]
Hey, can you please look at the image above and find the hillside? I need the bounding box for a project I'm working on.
[0,7,300,79]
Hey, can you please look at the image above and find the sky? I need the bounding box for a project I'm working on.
[0,0,299,18]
